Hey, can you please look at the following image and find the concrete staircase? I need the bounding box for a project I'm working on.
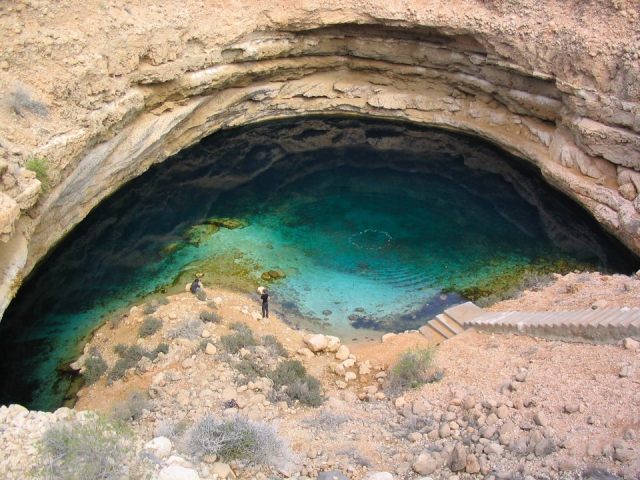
[419,302,640,345]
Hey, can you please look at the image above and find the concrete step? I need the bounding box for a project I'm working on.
[418,323,448,344]
[427,318,456,339]
[436,314,464,336]
[419,302,640,346]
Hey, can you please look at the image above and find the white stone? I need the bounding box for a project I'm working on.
[335,345,350,361]
[304,334,329,352]
[145,436,172,459]
[205,343,217,355]
[325,335,341,352]
[158,465,201,480]
[345,371,357,382]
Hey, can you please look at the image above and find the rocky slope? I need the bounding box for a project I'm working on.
[1,272,639,479]
[1,0,640,317]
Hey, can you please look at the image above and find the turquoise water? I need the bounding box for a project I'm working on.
[0,117,636,410]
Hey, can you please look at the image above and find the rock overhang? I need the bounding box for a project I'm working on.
[1,3,639,318]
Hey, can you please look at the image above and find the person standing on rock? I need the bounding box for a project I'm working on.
[260,289,269,318]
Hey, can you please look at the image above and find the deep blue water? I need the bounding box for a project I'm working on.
[0,117,636,411]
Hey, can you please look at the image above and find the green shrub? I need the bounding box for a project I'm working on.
[139,317,163,337]
[26,157,50,191]
[200,310,222,323]
[262,334,288,358]
[35,413,133,480]
[113,343,128,356]
[268,360,323,407]
[387,345,442,393]
[234,357,266,381]
[229,321,251,333]
[221,328,258,354]
[107,344,150,384]
[110,389,150,423]
[82,356,108,385]
[285,377,323,407]
[149,343,169,359]
[186,415,287,466]
[167,319,203,340]
[196,290,207,301]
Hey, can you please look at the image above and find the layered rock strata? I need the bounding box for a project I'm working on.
[0,0,639,317]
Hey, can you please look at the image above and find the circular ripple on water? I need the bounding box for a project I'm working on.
[348,229,393,251]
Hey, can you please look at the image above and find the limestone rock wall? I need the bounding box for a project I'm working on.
[0,0,639,318]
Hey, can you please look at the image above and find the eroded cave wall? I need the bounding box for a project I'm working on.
[0,0,639,316]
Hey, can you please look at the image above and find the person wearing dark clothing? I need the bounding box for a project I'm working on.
[190,278,203,294]
[260,290,269,318]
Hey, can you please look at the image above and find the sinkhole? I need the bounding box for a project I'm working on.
[1,116,638,411]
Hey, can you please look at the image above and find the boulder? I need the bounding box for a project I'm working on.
[145,436,172,459]
[304,334,329,352]
[158,465,200,480]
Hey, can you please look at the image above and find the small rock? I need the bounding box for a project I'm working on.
[496,405,509,419]
[614,449,635,463]
[446,444,467,472]
[564,403,579,414]
[533,411,548,427]
[335,345,350,361]
[210,462,234,479]
[205,343,216,355]
[365,473,394,480]
[145,437,172,459]
[586,443,600,456]
[465,454,480,474]
[623,338,640,350]
[158,465,201,480]
[619,365,634,377]
[591,300,608,309]
[297,347,315,359]
[412,453,439,475]
[318,470,349,480]
[439,423,451,438]
[534,438,556,457]
[484,443,504,455]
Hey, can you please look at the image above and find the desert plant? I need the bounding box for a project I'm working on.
[387,345,442,393]
[185,415,287,466]
[200,310,222,323]
[221,327,258,354]
[268,360,323,407]
[229,321,251,333]
[34,413,133,480]
[111,389,150,423]
[196,290,207,301]
[234,357,266,381]
[82,356,108,386]
[167,319,203,340]
[107,344,151,384]
[148,343,169,359]
[139,317,162,337]
[262,334,288,358]
[26,157,50,191]
[8,85,48,117]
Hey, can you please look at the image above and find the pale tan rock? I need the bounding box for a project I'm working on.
[304,334,328,352]
[335,345,350,361]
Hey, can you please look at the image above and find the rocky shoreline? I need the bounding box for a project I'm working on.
[1,272,639,479]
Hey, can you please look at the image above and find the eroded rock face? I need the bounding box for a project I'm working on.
[0,0,639,318]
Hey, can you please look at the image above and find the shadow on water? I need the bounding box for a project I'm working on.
[1,115,638,410]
